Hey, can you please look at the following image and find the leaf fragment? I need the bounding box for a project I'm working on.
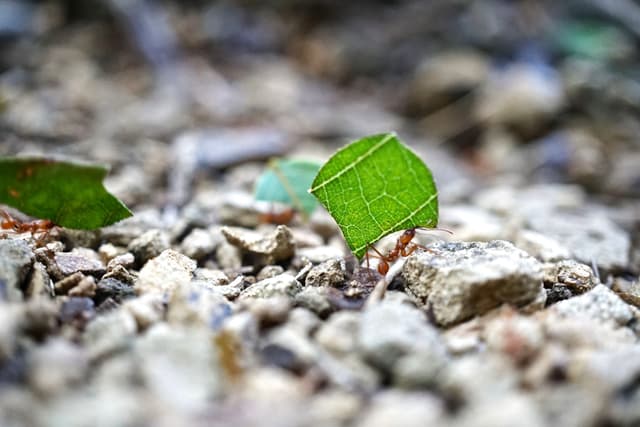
[309,133,438,258]
[0,157,132,229]
[254,158,321,216]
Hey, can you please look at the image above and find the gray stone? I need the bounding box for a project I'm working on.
[543,260,597,293]
[256,265,285,281]
[239,274,302,300]
[354,390,444,427]
[123,294,165,330]
[358,300,446,372]
[136,249,196,295]
[0,239,34,301]
[95,277,136,304]
[305,258,346,288]
[403,240,543,326]
[83,309,137,361]
[134,324,221,412]
[315,311,361,356]
[296,245,345,264]
[54,252,105,277]
[127,229,170,266]
[552,285,634,327]
[294,286,333,317]
[27,338,88,396]
[515,230,572,262]
[222,225,295,264]
[528,211,630,271]
[612,278,640,308]
[179,227,219,260]
[167,281,232,328]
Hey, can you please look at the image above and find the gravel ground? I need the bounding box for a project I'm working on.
[1,1,639,426]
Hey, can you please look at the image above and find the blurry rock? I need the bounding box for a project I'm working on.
[98,243,127,263]
[476,62,565,138]
[59,297,95,328]
[67,275,96,298]
[54,252,105,278]
[179,227,219,260]
[408,50,489,113]
[440,205,505,242]
[482,310,544,365]
[296,245,345,264]
[552,285,634,328]
[215,240,242,270]
[256,265,285,281]
[309,208,340,239]
[106,252,135,270]
[0,239,34,301]
[57,228,102,250]
[515,230,572,262]
[216,191,264,228]
[167,281,232,328]
[136,249,196,295]
[354,390,444,427]
[305,258,346,288]
[528,211,630,272]
[455,394,546,427]
[315,311,360,356]
[612,277,640,307]
[134,324,221,412]
[222,225,295,264]
[474,184,586,218]
[358,300,446,372]
[123,294,165,330]
[0,303,22,361]
[95,277,135,305]
[100,210,165,246]
[83,309,137,361]
[403,241,543,326]
[308,390,363,427]
[605,151,640,197]
[239,274,301,300]
[543,260,597,294]
[127,229,170,267]
[294,286,333,317]
[27,338,88,396]
[24,261,51,298]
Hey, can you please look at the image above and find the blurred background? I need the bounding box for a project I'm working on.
[0,0,639,211]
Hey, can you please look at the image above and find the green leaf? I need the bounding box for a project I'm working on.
[309,133,438,258]
[0,157,132,229]
[254,158,322,216]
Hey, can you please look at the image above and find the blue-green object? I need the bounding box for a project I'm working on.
[255,159,322,216]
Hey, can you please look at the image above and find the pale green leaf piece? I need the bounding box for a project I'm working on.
[0,157,132,229]
[255,158,321,216]
[309,133,438,258]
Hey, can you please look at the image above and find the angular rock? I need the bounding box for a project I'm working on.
[543,260,597,294]
[552,285,634,327]
[136,249,196,295]
[358,300,446,372]
[528,211,630,272]
[403,240,543,326]
[127,229,170,267]
[305,258,346,288]
[0,239,34,301]
[179,228,219,260]
[95,277,136,305]
[612,278,640,307]
[222,225,295,264]
[239,274,302,300]
[54,252,105,277]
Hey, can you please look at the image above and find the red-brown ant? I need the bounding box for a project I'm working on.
[365,227,452,275]
[1,208,56,243]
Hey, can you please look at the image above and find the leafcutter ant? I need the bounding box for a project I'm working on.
[0,208,56,244]
[365,226,452,275]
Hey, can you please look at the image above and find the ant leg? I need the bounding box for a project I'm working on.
[401,243,436,257]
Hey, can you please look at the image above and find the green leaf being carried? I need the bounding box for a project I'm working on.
[0,157,132,229]
[255,158,322,216]
[309,133,438,258]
